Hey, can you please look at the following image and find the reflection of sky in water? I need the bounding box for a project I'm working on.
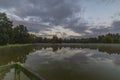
[25,48,120,66]
[24,47,120,80]
[29,48,82,60]
[25,48,83,69]
[26,48,120,67]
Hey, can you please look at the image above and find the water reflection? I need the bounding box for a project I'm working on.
[33,44,120,54]
[25,44,120,80]
[1,65,32,80]
[1,44,120,80]
[0,45,33,66]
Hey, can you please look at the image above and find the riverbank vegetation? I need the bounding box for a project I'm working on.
[34,33,120,43]
[1,12,120,45]
[0,44,32,48]
[0,13,33,45]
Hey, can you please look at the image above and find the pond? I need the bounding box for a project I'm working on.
[1,44,120,80]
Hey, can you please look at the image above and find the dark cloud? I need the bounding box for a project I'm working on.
[0,0,27,9]
[12,0,81,25]
[0,0,86,36]
[13,20,51,32]
[90,27,110,36]
[87,19,120,37]
[0,0,120,37]
[111,20,120,32]
[64,16,89,33]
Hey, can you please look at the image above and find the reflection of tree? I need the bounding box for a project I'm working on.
[98,47,120,54]
[33,44,82,51]
[0,45,33,66]
[79,44,120,54]
[33,44,120,54]
[52,46,59,52]
[33,45,61,52]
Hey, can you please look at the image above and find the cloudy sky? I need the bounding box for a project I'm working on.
[1,0,120,38]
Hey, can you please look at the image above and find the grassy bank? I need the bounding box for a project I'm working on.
[0,44,32,48]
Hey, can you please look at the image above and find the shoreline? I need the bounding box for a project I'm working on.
[0,43,120,48]
[33,43,120,46]
[0,44,32,48]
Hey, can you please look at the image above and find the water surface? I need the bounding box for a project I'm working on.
[1,44,120,80]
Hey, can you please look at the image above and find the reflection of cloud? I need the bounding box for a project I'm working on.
[66,53,91,64]
[25,48,84,69]
[112,55,120,66]
[24,46,120,74]
[26,47,116,67]
[91,52,112,60]
[25,48,94,70]
[29,48,82,61]
[24,45,120,80]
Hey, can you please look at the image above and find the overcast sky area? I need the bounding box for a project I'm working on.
[1,0,120,38]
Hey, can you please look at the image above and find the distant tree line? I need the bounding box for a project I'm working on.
[1,12,120,45]
[34,33,120,43]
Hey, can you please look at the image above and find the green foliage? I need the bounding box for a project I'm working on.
[0,13,13,45]
[0,13,32,45]
[32,33,120,43]
[52,35,59,43]
[13,25,31,44]
[1,12,120,44]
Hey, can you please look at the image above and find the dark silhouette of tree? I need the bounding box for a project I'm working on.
[0,13,13,45]
[52,35,59,43]
[13,25,31,44]
[1,12,120,44]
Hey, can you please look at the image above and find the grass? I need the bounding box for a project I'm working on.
[0,44,32,48]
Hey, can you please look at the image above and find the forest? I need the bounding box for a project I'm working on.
[0,12,120,45]
[35,33,120,43]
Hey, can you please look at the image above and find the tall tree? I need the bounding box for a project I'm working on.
[0,13,13,45]
[13,25,31,44]
[52,35,59,43]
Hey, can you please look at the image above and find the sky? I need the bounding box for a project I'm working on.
[0,0,120,38]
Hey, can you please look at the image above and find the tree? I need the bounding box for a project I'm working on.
[0,13,13,45]
[52,35,59,43]
[13,25,31,44]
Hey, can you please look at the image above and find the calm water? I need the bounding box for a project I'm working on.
[1,44,120,80]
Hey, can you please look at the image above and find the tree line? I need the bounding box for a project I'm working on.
[1,12,120,45]
[0,13,33,45]
[34,33,120,43]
